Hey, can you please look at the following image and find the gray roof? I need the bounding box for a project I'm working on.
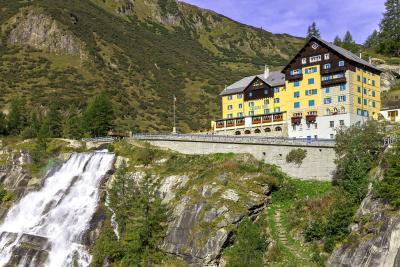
[220,71,285,96]
[315,37,381,72]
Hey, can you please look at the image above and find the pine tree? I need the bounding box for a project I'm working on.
[378,0,400,56]
[21,108,42,139]
[0,112,7,135]
[83,92,115,137]
[306,22,321,39]
[341,31,358,53]
[7,96,27,135]
[333,35,342,46]
[364,30,380,49]
[43,103,63,138]
[343,31,355,44]
[109,167,168,266]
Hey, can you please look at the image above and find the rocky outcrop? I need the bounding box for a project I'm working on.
[327,151,400,267]
[3,233,50,267]
[6,8,87,59]
[378,63,400,92]
[158,174,271,265]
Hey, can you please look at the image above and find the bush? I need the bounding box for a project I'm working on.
[0,186,13,203]
[286,148,307,165]
[225,217,268,267]
[375,142,400,208]
[305,220,325,242]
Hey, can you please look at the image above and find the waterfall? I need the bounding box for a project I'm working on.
[0,152,115,267]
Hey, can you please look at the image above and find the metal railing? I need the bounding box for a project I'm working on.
[81,137,115,143]
[131,133,336,147]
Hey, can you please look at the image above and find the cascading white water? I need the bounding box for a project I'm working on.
[0,152,115,267]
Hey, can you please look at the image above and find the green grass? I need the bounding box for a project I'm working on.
[264,179,332,267]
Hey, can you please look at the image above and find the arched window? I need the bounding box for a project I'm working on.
[254,129,261,134]
[265,128,271,133]
[340,106,346,114]
[333,107,338,113]
[244,130,251,135]
[275,127,282,132]
[235,131,241,135]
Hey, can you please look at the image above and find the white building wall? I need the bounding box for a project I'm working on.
[380,109,400,123]
[288,113,367,140]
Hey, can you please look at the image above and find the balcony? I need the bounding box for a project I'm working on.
[320,66,346,75]
[306,115,317,123]
[216,121,225,129]
[273,114,283,122]
[226,119,235,127]
[262,115,272,123]
[286,73,303,81]
[321,77,347,87]
[252,116,262,124]
[236,118,245,126]
[291,116,302,125]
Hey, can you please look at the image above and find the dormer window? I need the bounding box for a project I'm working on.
[302,58,307,64]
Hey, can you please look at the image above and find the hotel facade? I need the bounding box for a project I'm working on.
[212,37,382,139]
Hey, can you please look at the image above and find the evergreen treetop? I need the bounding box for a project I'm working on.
[306,22,321,39]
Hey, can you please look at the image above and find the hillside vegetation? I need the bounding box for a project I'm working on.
[0,0,303,133]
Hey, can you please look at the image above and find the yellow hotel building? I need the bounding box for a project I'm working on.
[213,36,382,139]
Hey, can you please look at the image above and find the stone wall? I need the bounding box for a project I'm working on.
[137,139,336,181]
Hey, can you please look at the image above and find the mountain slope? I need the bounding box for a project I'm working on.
[0,0,304,132]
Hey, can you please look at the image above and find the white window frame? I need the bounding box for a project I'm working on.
[309,55,322,63]
[302,58,307,64]
[324,53,330,60]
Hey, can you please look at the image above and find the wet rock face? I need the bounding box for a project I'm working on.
[0,151,34,200]
[3,233,50,267]
[7,8,87,59]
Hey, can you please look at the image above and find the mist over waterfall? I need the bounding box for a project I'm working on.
[0,152,115,267]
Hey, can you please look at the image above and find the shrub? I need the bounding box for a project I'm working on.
[305,220,325,242]
[0,186,13,203]
[225,217,268,267]
[286,148,307,165]
[375,142,400,208]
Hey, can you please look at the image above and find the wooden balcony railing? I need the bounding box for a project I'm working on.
[262,115,272,123]
[216,121,225,128]
[321,77,346,87]
[273,114,283,122]
[236,119,245,126]
[291,116,302,125]
[286,74,303,81]
[252,117,262,124]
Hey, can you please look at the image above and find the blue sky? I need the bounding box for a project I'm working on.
[180,0,386,43]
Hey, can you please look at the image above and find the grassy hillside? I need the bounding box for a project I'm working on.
[0,0,304,133]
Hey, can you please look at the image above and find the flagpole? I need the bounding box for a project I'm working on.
[173,95,177,134]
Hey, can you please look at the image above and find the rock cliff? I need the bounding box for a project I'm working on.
[5,8,87,59]
[327,150,400,267]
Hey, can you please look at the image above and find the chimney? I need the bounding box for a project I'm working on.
[264,64,270,79]
[369,57,372,64]
[359,52,362,59]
